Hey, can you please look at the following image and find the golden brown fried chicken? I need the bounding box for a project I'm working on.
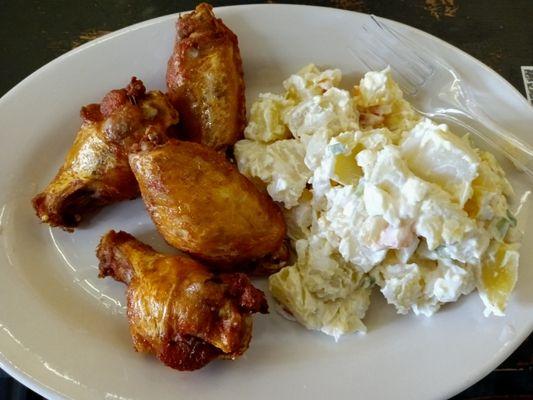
[97,230,268,371]
[32,78,179,229]
[128,139,287,268]
[166,3,245,150]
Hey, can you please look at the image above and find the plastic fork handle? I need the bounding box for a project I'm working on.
[431,110,533,181]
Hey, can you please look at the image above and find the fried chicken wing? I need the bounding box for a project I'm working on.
[32,78,179,229]
[97,230,267,371]
[166,3,245,150]
[128,139,286,268]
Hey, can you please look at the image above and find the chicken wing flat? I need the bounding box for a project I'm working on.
[97,230,268,371]
[166,3,245,150]
[128,139,286,267]
[32,78,179,229]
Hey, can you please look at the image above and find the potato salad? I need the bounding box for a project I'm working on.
[234,64,522,339]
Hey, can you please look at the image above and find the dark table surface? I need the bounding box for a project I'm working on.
[1,1,532,399]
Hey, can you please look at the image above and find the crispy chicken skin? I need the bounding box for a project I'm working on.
[128,139,287,267]
[166,3,245,150]
[32,78,179,229]
[97,230,268,371]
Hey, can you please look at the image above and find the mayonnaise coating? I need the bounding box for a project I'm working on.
[235,65,522,337]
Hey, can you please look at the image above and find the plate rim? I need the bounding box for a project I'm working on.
[0,4,531,400]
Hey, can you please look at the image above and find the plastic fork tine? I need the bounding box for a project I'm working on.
[359,30,422,89]
[356,29,419,95]
[374,16,435,76]
[348,45,418,97]
[365,17,435,87]
[367,31,427,87]
[370,15,435,78]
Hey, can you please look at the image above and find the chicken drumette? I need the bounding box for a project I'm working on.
[128,139,287,269]
[166,3,245,150]
[97,230,268,371]
[32,78,179,229]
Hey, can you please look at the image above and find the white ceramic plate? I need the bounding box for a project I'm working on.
[0,5,532,400]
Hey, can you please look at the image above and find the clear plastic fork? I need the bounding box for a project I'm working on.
[352,15,533,181]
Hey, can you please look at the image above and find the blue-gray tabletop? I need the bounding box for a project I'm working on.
[0,1,531,399]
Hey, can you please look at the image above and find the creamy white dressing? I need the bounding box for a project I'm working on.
[235,64,521,338]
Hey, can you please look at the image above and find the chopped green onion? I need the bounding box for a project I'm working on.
[494,217,511,240]
[506,209,517,227]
